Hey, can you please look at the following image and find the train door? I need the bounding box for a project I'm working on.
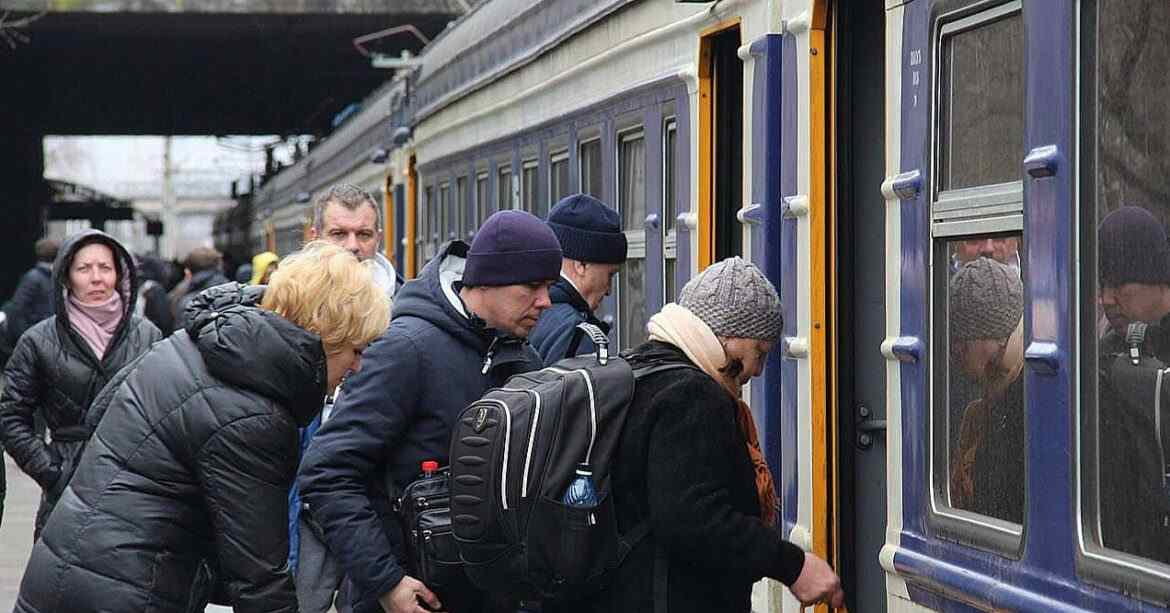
[833,1,888,610]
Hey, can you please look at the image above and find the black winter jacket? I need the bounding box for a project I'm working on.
[175,268,230,330]
[0,230,160,536]
[14,283,327,613]
[554,342,805,613]
[527,277,609,366]
[7,262,55,345]
[298,241,543,613]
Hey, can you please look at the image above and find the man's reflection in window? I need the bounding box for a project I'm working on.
[1095,206,1170,562]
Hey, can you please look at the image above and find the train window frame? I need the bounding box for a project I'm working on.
[925,0,1028,557]
[521,158,539,216]
[1074,0,1170,601]
[579,136,603,200]
[930,0,1025,239]
[497,165,514,211]
[616,126,647,349]
[438,181,451,241]
[549,149,570,209]
[455,176,468,240]
[663,116,679,301]
[474,170,489,234]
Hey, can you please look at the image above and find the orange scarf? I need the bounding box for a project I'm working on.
[647,304,778,525]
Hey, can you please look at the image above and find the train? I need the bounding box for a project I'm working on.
[228,0,1170,610]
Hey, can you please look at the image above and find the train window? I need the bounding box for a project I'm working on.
[550,150,570,208]
[664,118,678,301]
[439,182,451,241]
[937,5,1023,192]
[1077,0,1170,587]
[498,166,514,210]
[580,138,603,199]
[475,171,489,231]
[522,160,540,217]
[419,186,433,268]
[618,129,647,348]
[931,233,1026,541]
[456,176,467,239]
[931,3,1023,239]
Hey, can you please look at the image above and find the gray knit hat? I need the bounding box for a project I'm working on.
[678,257,783,341]
[950,257,1023,341]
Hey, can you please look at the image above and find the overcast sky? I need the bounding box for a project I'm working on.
[43,135,304,200]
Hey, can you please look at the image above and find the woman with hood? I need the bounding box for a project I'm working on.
[0,230,161,538]
[558,258,843,613]
[14,241,390,613]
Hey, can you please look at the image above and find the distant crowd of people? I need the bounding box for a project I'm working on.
[0,183,844,613]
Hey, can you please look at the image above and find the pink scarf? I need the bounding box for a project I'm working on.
[66,291,123,360]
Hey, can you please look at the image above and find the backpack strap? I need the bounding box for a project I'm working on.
[573,322,611,365]
[631,361,700,380]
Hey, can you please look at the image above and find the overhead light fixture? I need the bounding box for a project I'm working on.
[295,191,311,204]
[370,147,389,164]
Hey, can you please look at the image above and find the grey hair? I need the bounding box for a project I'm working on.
[312,183,382,232]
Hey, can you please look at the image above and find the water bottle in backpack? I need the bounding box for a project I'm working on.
[562,463,599,507]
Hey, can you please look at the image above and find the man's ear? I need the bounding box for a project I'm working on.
[307,226,319,241]
[184,269,193,281]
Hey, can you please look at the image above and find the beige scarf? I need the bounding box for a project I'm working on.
[647,303,778,525]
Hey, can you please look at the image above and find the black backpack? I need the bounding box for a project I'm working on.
[449,324,692,600]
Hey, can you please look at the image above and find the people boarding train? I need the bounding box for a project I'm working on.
[0,230,161,539]
[12,242,390,613]
[291,183,403,613]
[297,210,561,613]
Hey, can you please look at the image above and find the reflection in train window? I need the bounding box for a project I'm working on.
[580,138,603,199]
[498,166,513,210]
[618,129,647,348]
[937,9,1024,192]
[1080,0,1170,568]
[935,233,1025,527]
[550,150,569,207]
[522,160,539,217]
[475,171,489,231]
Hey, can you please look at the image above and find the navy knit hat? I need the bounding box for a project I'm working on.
[463,210,563,286]
[1099,206,1170,287]
[546,194,628,264]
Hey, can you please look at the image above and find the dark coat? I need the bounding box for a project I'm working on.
[0,230,160,536]
[298,241,543,613]
[174,268,230,330]
[527,277,609,366]
[7,262,55,345]
[555,342,804,613]
[136,255,175,336]
[14,283,327,613]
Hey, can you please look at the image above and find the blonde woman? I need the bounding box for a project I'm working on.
[14,242,390,613]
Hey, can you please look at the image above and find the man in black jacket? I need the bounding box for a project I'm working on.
[528,194,625,365]
[298,211,562,613]
[6,238,59,346]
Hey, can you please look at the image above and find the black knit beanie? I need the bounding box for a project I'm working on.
[462,210,562,287]
[546,194,628,264]
[1098,205,1170,288]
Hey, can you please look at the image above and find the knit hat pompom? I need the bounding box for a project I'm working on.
[950,257,1023,341]
[677,257,782,342]
[463,210,562,287]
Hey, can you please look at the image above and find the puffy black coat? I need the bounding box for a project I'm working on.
[552,342,805,613]
[527,277,608,366]
[174,268,230,330]
[6,262,55,346]
[0,230,160,536]
[298,241,543,613]
[14,282,327,613]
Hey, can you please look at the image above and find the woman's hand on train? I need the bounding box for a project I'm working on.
[790,552,846,608]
